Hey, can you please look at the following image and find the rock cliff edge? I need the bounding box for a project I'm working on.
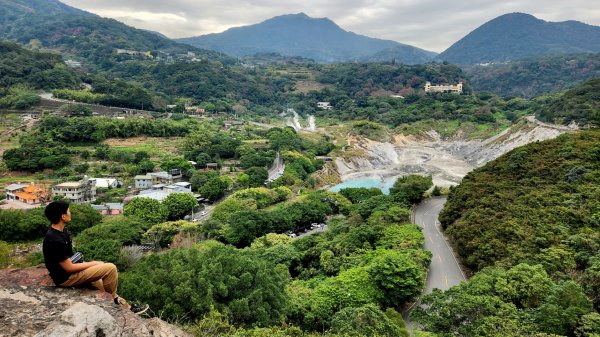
[0,265,191,337]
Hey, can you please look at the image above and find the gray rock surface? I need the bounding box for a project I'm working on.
[335,116,577,186]
[0,265,191,337]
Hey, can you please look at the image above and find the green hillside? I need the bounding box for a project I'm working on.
[440,130,600,305]
[534,78,600,126]
[415,129,600,336]
[0,41,79,89]
[0,0,231,67]
[465,53,600,98]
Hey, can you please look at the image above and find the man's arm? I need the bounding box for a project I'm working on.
[59,258,103,273]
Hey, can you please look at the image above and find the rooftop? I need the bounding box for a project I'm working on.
[5,184,28,191]
[54,182,82,188]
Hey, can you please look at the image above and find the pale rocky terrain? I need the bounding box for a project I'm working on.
[335,116,577,187]
[0,265,191,337]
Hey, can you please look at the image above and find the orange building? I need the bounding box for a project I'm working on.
[5,183,49,205]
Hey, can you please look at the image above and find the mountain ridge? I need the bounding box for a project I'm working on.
[438,12,600,64]
[177,13,437,64]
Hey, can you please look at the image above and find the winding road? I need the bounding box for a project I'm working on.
[416,197,466,293]
[404,197,466,327]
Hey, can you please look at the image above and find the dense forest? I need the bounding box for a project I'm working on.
[431,130,600,335]
[0,41,79,109]
[465,53,600,98]
[534,78,600,126]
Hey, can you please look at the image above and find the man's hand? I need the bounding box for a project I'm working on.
[59,259,105,273]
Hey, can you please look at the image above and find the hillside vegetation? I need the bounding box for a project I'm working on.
[0,41,79,109]
[534,78,600,126]
[0,0,228,65]
[440,130,600,308]
[465,53,600,98]
[413,129,600,336]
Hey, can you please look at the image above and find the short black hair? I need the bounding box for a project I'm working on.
[44,201,70,224]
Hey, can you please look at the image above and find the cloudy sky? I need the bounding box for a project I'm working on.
[60,0,600,52]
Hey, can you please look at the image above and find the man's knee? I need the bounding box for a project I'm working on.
[104,262,118,273]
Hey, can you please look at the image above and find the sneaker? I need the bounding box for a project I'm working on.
[130,303,149,315]
[114,296,130,309]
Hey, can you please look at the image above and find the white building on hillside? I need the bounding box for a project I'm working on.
[424,81,463,94]
[134,175,153,189]
[90,178,119,189]
[317,102,333,110]
[52,177,96,204]
[133,182,193,202]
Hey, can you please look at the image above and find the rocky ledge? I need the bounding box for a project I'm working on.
[0,264,191,337]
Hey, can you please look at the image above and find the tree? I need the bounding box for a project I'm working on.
[94,144,110,160]
[389,175,432,204]
[124,198,168,228]
[574,313,600,337]
[191,170,219,191]
[246,167,268,187]
[58,103,92,117]
[225,210,273,247]
[339,187,383,204]
[120,245,291,326]
[75,216,146,266]
[0,240,11,268]
[199,176,228,201]
[195,152,212,168]
[533,281,594,336]
[330,304,404,337]
[162,193,198,221]
[74,162,89,174]
[143,220,200,248]
[369,250,426,305]
[160,157,193,173]
[68,204,103,235]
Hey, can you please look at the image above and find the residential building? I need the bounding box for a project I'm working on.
[133,182,193,202]
[149,170,183,185]
[317,102,333,110]
[5,183,49,205]
[64,59,82,68]
[424,81,463,94]
[52,177,96,204]
[134,175,153,189]
[90,178,119,189]
[185,106,205,114]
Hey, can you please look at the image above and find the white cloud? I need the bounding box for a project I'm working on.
[60,0,600,52]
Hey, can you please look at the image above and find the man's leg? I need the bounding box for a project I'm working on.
[60,263,119,298]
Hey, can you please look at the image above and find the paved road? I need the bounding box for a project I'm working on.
[404,197,466,328]
[416,197,466,293]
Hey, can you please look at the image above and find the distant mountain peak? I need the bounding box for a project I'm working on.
[177,12,436,64]
[438,12,600,65]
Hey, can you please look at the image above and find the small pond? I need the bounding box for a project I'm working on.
[328,177,396,195]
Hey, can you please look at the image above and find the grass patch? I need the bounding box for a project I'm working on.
[103,137,184,159]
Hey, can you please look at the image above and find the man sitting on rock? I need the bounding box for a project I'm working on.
[42,201,148,315]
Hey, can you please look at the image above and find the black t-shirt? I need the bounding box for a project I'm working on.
[42,226,74,285]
